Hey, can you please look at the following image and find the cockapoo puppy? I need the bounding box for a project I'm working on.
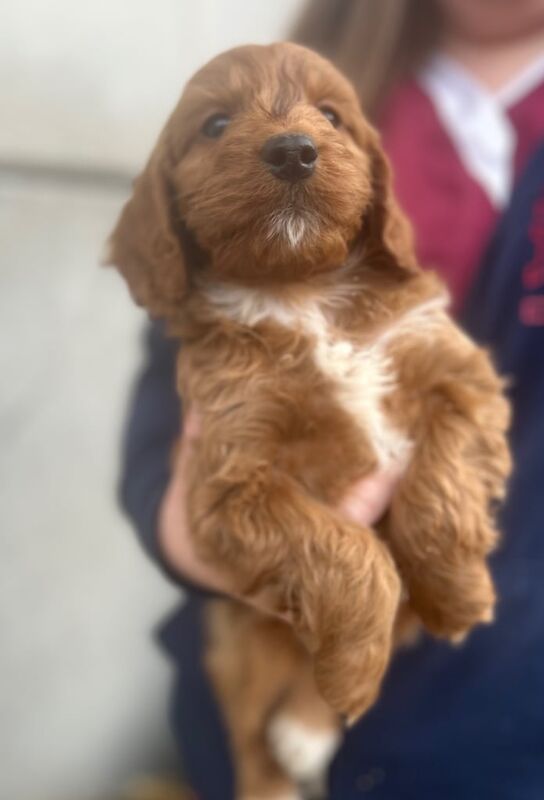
[108,43,511,800]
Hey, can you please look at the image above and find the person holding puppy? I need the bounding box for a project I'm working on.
[119,1,544,797]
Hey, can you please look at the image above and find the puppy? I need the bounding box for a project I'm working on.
[108,43,511,800]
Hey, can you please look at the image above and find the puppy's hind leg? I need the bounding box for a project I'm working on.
[268,663,341,800]
[205,600,306,800]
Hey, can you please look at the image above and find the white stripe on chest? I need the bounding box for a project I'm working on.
[205,283,449,469]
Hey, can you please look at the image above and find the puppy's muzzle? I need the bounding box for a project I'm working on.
[261,133,318,182]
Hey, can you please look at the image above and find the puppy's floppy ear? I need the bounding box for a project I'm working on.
[364,130,419,274]
[106,130,188,319]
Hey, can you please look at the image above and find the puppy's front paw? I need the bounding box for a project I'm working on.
[311,569,400,722]
[312,644,385,725]
[411,558,496,642]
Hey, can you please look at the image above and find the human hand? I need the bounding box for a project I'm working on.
[158,410,232,593]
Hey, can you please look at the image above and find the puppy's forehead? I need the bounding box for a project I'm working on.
[182,43,358,112]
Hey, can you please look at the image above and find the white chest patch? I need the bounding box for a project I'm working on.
[313,323,410,468]
[205,283,449,469]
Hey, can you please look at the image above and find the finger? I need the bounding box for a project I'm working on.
[171,410,201,475]
[339,467,402,526]
[183,408,201,442]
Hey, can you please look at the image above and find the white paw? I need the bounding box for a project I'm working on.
[268,714,340,786]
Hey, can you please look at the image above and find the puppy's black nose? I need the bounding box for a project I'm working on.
[261,134,318,182]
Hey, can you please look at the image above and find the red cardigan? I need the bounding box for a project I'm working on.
[379,78,544,311]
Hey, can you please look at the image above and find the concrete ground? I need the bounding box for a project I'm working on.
[0,170,180,800]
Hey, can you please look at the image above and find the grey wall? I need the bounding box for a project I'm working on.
[1,0,305,172]
[0,2,305,798]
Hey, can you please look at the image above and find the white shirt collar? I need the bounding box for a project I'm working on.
[418,53,544,209]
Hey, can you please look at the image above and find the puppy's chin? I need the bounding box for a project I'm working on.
[202,208,360,286]
[265,209,319,251]
[213,227,352,285]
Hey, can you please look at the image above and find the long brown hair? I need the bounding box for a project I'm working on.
[292,0,443,117]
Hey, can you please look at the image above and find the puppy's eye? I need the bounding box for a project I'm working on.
[202,113,231,138]
[319,106,341,128]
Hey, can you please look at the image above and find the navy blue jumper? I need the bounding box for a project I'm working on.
[119,143,544,800]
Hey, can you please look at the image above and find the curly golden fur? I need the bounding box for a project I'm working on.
[108,43,511,800]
